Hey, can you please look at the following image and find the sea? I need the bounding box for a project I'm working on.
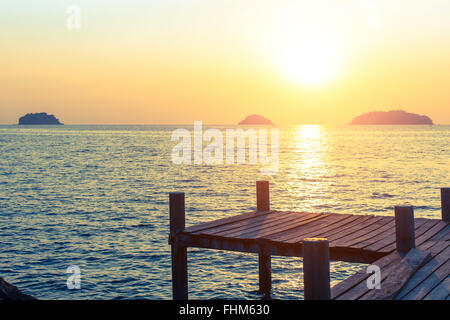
[0,124,448,299]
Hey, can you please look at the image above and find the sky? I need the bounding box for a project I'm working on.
[1,0,450,125]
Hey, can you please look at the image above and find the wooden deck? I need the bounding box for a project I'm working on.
[168,182,450,300]
[178,210,447,264]
[332,240,450,300]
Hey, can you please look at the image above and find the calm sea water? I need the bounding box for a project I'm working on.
[0,124,449,299]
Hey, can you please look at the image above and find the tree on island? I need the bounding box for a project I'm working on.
[18,112,63,125]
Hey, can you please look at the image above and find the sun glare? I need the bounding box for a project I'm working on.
[276,34,341,86]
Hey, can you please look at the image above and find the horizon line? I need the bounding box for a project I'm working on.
[0,123,448,126]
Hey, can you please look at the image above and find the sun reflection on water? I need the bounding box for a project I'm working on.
[286,125,335,211]
[294,125,324,168]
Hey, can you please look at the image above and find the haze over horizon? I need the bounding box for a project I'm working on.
[0,111,446,126]
[2,0,450,125]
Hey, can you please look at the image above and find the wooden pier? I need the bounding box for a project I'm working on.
[168,182,450,300]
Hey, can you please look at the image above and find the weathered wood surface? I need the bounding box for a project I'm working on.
[180,211,448,264]
[173,209,449,300]
[331,240,449,300]
[333,251,406,300]
[170,183,450,300]
[397,241,450,300]
[363,249,431,300]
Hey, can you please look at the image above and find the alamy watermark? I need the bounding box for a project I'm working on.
[66,5,81,30]
[171,121,279,174]
[366,264,381,289]
[66,265,81,289]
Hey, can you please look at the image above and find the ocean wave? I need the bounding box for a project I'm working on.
[1,125,448,300]
[370,192,396,199]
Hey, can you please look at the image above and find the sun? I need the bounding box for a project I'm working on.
[276,33,341,86]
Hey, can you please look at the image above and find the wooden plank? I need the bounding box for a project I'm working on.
[380,219,447,253]
[299,215,373,244]
[358,256,410,299]
[276,214,362,243]
[184,210,264,233]
[194,211,289,235]
[210,212,321,238]
[238,213,330,240]
[180,231,388,263]
[325,216,385,244]
[424,240,449,254]
[264,213,348,241]
[350,219,396,249]
[418,240,449,253]
[331,251,402,299]
[331,216,393,248]
[423,276,450,300]
[366,219,437,252]
[418,240,437,251]
[396,242,450,299]
[196,211,295,235]
[363,248,431,300]
[268,213,356,243]
[401,259,450,300]
[415,221,449,246]
[334,251,403,300]
[231,213,328,239]
[429,224,450,241]
[357,218,428,251]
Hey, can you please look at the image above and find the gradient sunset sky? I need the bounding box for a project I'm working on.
[2,0,450,125]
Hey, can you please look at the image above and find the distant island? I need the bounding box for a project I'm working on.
[238,114,274,125]
[350,110,433,125]
[18,112,63,125]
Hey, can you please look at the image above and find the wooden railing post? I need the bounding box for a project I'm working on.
[256,180,270,212]
[302,238,331,300]
[394,206,415,254]
[256,181,271,296]
[169,192,188,300]
[441,188,450,222]
[258,246,271,297]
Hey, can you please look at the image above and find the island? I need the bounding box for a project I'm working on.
[350,110,433,125]
[238,114,274,125]
[18,112,63,125]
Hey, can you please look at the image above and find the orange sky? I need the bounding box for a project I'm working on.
[1,0,450,125]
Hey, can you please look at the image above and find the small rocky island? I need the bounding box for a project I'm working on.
[18,112,63,125]
[238,114,274,125]
[350,110,433,125]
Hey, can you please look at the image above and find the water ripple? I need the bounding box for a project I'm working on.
[0,124,449,299]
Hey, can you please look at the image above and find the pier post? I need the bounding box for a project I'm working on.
[441,188,450,222]
[258,247,271,297]
[256,180,270,212]
[169,192,188,300]
[256,181,271,295]
[302,238,331,300]
[394,206,415,254]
